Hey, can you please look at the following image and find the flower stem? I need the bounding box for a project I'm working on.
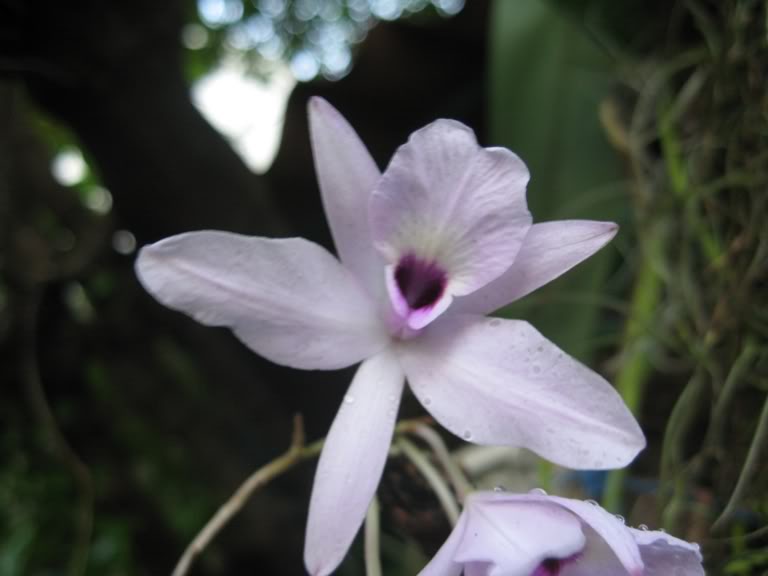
[171,414,318,576]
[364,496,383,576]
[397,437,461,525]
[712,392,768,532]
[171,416,433,576]
[602,231,663,512]
[411,424,473,503]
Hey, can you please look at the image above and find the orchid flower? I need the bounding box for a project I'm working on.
[420,490,704,576]
[135,97,645,576]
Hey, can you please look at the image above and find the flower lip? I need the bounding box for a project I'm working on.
[395,253,447,310]
[531,553,580,575]
[385,253,454,333]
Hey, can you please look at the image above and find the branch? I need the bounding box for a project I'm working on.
[172,414,316,576]
[171,415,434,576]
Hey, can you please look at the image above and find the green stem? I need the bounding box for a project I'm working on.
[602,233,662,512]
[712,392,768,532]
[172,416,430,576]
[660,372,710,533]
[411,424,473,502]
[364,496,382,576]
[397,437,460,525]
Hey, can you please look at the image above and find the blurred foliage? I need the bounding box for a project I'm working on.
[610,0,767,555]
[489,0,627,364]
[0,79,199,576]
[184,0,465,81]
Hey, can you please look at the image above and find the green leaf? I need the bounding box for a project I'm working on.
[489,0,627,362]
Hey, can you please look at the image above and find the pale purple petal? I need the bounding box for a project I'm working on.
[370,120,532,296]
[463,493,642,576]
[417,510,468,576]
[396,314,645,469]
[562,526,636,576]
[546,497,643,575]
[454,498,586,576]
[136,231,386,370]
[304,350,405,576]
[464,563,491,576]
[453,220,619,315]
[630,528,704,576]
[308,97,383,296]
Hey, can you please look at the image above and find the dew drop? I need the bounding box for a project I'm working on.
[423,396,432,406]
[493,485,505,492]
[614,514,625,524]
[532,364,542,374]
[343,394,355,404]
[528,487,548,496]
[462,430,472,440]
[488,318,501,327]
[585,499,599,506]
[638,524,649,531]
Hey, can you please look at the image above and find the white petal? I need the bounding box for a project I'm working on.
[469,492,644,576]
[136,231,386,370]
[370,120,531,296]
[456,498,585,576]
[309,97,383,296]
[453,220,619,315]
[397,314,645,469]
[304,350,405,576]
[464,563,491,576]
[546,497,643,575]
[630,528,704,576]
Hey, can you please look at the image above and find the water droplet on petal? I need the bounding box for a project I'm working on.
[638,524,649,531]
[344,394,355,404]
[529,488,548,496]
[423,396,432,406]
[614,514,625,524]
[493,485,505,492]
[488,318,501,327]
[585,499,599,506]
[462,430,472,440]
[532,364,541,374]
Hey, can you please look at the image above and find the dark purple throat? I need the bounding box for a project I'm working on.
[531,553,581,576]
[394,254,447,310]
